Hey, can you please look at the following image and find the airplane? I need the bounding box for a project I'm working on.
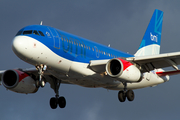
[1,9,180,109]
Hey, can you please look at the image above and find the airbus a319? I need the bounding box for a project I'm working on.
[1,9,179,109]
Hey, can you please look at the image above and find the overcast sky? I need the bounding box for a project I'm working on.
[1,0,180,120]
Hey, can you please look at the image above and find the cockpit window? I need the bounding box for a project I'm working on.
[38,31,45,36]
[33,30,39,35]
[23,30,33,35]
[16,29,45,37]
[16,30,23,36]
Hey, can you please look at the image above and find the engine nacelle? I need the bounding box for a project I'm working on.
[1,69,38,94]
[106,58,142,82]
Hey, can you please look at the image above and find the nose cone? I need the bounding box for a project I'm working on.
[12,36,29,60]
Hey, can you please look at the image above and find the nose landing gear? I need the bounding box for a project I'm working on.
[35,64,47,88]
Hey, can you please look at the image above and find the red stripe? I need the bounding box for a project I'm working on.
[156,70,180,76]
[14,69,29,82]
[117,58,133,71]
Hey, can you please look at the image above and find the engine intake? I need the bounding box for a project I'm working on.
[106,58,142,82]
[2,70,19,88]
[2,69,38,94]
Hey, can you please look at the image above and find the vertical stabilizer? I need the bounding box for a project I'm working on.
[134,9,163,56]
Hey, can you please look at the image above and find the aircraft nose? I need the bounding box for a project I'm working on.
[12,36,29,59]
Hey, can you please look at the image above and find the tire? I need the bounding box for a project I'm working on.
[126,90,135,101]
[50,97,58,109]
[58,96,66,108]
[118,91,126,102]
[40,80,45,88]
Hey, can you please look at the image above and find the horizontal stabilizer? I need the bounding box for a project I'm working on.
[156,70,180,76]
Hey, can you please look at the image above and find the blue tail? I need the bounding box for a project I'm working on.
[135,9,163,56]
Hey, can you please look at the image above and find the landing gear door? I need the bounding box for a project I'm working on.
[48,27,60,49]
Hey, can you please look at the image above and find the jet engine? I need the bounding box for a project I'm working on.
[106,58,142,82]
[1,69,38,94]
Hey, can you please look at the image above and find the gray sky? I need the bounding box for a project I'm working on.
[0,0,180,120]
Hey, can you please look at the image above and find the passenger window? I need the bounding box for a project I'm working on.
[33,30,39,35]
[38,31,45,36]
[23,30,33,35]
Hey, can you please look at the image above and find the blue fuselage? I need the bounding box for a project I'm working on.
[16,25,133,63]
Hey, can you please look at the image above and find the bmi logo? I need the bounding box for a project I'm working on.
[150,32,158,42]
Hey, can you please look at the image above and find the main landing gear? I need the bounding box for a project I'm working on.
[118,83,135,102]
[49,79,66,109]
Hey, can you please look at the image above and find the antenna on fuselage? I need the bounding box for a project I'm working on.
[40,21,43,25]
[108,44,110,47]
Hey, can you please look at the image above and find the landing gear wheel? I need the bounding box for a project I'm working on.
[126,90,135,101]
[50,97,58,109]
[49,78,67,109]
[118,91,126,102]
[58,97,66,108]
[40,80,45,88]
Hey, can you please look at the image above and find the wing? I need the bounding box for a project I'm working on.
[126,52,180,72]
[89,59,109,73]
[0,67,71,87]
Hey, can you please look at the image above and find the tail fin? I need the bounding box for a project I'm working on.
[134,9,163,57]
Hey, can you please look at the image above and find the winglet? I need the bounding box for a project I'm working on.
[135,9,163,56]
